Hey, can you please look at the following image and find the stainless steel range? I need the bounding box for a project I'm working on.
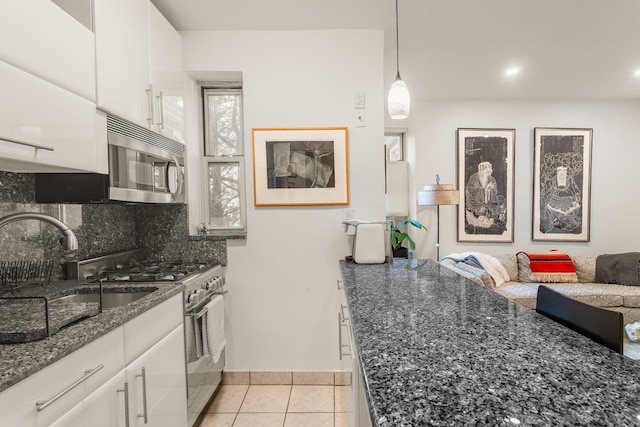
[181,261,226,427]
[66,249,226,427]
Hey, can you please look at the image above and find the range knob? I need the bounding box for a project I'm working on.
[187,291,199,304]
[203,277,217,290]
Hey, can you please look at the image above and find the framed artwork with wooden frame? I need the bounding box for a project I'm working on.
[251,127,349,206]
[457,128,515,243]
[532,127,592,242]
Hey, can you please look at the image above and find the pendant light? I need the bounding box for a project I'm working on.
[388,0,410,120]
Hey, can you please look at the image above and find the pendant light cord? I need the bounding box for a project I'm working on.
[395,0,400,77]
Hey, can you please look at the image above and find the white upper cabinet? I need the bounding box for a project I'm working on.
[147,2,185,142]
[0,0,96,102]
[94,0,151,129]
[0,60,108,173]
[94,0,184,142]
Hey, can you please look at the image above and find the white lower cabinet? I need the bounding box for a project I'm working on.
[0,294,187,426]
[123,294,183,364]
[51,326,187,427]
[125,326,187,427]
[123,296,186,426]
[339,282,372,427]
[0,327,125,427]
[48,371,127,427]
[356,364,372,427]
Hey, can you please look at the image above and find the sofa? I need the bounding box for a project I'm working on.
[440,252,640,325]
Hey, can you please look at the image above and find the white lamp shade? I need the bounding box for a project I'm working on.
[388,77,410,119]
[417,184,460,206]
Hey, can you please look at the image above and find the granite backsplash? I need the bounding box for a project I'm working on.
[0,172,226,280]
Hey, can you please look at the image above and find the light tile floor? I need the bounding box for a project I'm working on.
[197,384,349,427]
[197,340,638,427]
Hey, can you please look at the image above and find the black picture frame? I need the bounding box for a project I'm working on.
[457,128,515,243]
[532,127,592,242]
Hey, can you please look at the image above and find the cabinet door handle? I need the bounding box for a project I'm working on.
[337,279,342,290]
[0,136,54,152]
[338,312,343,361]
[35,364,104,412]
[117,381,131,427]
[340,304,349,322]
[136,367,149,424]
[338,312,352,359]
[145,84,154,125]
[155,91,164,129]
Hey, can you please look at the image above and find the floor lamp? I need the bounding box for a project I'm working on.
[417,183,460,261]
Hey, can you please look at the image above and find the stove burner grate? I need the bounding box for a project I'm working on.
[85,260,216,283]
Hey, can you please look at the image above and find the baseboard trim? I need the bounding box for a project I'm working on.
[222,370,348,386]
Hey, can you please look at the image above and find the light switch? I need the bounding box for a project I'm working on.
[355,109,365,127]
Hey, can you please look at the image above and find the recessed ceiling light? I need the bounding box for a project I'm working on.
[505,67,521,78]
[634,70,640,78]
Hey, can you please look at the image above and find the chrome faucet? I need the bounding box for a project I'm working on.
[0,212,79,250]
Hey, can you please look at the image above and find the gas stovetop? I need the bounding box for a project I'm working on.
[85,260,217,283]
[65,249,223,284]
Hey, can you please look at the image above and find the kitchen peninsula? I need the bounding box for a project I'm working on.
[339,259,640,426]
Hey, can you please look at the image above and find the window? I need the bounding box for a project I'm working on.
[385,133,404,161]
[201,85,246,235]
[384,130,408,218]
[203,87,243,156]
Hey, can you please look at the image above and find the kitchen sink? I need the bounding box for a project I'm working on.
[52,290,156,309]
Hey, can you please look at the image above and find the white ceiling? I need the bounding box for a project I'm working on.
[151,0,640,101]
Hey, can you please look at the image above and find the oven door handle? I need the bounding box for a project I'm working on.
[185,295,212,315]
[186,297,210,319]
[195,306,208,319]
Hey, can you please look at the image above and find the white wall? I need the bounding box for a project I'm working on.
[407,100,640,260]
[182,30,385,371]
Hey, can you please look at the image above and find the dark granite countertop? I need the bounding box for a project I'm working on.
[339,259,640,426]
[0,298,99,344]
[0,280,184,393]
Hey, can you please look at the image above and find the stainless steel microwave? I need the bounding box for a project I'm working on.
[35,115,186,204]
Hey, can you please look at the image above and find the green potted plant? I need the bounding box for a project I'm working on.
[390,219,427,258]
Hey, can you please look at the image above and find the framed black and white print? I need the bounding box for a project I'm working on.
[533,127,592,241]
[457,128,515,242]
[252,127,349,206]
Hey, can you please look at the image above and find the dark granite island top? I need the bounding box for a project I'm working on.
[339,259,640,426]
[0,280,184,393]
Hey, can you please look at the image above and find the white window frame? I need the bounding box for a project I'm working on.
[385,131,405,162]
[200,83,247,236]
[201,156,246,235]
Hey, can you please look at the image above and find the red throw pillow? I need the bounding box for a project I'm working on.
[517,250,578,283]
